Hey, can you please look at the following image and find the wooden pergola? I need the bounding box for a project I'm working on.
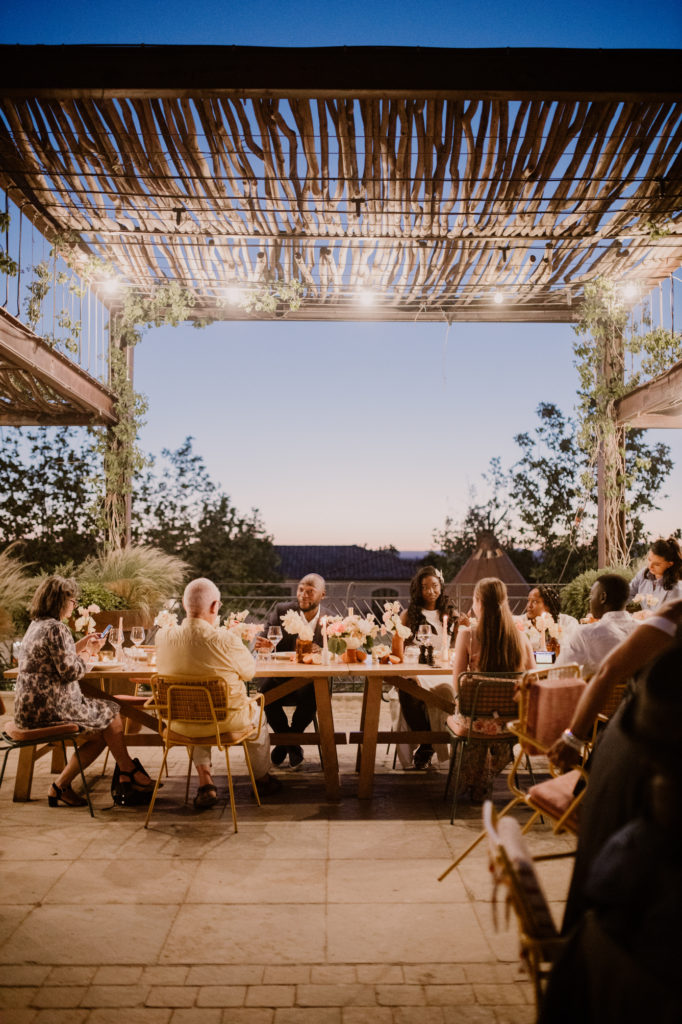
[0,45,681,555]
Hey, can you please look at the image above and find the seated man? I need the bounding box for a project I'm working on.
[256,573,327,769]
[556,573,639,679]
[156,577,280,810]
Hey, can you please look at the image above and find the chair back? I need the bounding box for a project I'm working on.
[150,674,227,723]
[456,670,524,722]
[515,664,586,755]
[598,681,628,721]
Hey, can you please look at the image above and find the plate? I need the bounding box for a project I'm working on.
[93,660,120,669]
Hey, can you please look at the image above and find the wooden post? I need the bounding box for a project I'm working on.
[597,326,627,567]
[104,329,133,548]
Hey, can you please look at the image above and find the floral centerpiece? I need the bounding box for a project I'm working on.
[381,601,412,641]
[325,612,379,662]
[73,603,100,639]
[631,593,661,610]
[153,608,178,631]
[223,609,262,647]
[280,608,315,661]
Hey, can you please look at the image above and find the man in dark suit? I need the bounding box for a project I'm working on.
[256,573,327,769]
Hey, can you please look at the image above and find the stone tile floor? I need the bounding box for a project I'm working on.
[0,693,575,1023]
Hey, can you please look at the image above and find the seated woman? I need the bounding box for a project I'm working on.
[451,577,535,801]
[391,565,460,770]
[14,575,154,808]
[526,584,578,652]
[629,536,682,613]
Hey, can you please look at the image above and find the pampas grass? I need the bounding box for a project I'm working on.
[0,544,34,640]
[78,545,189,619]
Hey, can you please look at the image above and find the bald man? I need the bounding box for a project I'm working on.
[156,578,280,810]
[256,573,328,769]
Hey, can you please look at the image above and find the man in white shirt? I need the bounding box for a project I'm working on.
[556,573,639,679]
[156,578,280,810]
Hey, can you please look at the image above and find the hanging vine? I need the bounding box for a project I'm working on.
[573,277,682,562]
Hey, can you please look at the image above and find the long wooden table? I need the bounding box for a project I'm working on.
[4,656,455,802]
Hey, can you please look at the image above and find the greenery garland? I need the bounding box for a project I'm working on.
[572,277,682,560]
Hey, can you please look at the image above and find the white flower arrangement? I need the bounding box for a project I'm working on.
[633,593,661,609]
[281,608,315,642]
[154,608,178,630]
[381,601,412,640]
[223,609,262,646]
[372,642,392,660]
[517,612,561,650]
[74,603,100,636]
[325,612,379,654]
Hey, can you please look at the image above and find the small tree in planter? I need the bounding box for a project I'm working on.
[560,566,634,620]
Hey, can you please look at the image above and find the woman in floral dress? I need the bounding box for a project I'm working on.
[451,577,535,801]
[14,576,154,808]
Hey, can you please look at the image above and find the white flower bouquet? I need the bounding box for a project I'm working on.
[154,608,178,630]
[381,601,412,640]
[73,603,100,637]
[223,609,262,646]
[281,608,315,642]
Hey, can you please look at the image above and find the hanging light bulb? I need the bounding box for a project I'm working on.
[358,289,376,306]
[493,290,505,304]
[621,282,639,301]
[99,276,120,297]
[223,285,244,305]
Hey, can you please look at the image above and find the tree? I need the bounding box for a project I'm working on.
[0,427,100,570]
[133,437,281,592]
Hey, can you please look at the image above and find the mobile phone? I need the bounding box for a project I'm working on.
[98,624,113,639]
[534,650,555,665]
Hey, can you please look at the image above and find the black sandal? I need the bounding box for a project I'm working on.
[119,757,154,790]
[48,782,88,808]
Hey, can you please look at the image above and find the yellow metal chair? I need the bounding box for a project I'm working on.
[440,665,588,878]
[483,801,566,1013]
[144,674,263,832]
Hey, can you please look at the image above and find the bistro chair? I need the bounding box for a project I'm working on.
[444,670,525,822]
[483,801,566,1014]
[0,720,95,816]
[144,674,263,832]
[439,664,587,878]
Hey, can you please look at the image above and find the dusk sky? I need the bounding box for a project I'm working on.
[2,1,681,551]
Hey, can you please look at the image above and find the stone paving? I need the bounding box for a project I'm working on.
[0,692,575,1023]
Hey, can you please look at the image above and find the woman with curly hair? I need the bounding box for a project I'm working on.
[629,537,682,611]
[392,565,461,770]
[14,575,154,808]
[526,584,579,652]
[451,577,535,800]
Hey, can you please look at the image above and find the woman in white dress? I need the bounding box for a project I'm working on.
[391,565,461,770]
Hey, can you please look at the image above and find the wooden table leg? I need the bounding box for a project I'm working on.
[13,745,36,801]
[355,677,370,772]
[313,676,340,801]
[358,676,383,799]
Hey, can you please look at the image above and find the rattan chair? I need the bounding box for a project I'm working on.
[144,674,264,832]
[444,670,525,821]
[483,801,566,1013]
[439,665,587,877]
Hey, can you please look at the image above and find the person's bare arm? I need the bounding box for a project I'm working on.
[548,601,682,770]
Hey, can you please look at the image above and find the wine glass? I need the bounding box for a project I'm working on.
[417,624,432,650]
[130,626,145,648]
[109,628,124,663]
[267,626,283,660]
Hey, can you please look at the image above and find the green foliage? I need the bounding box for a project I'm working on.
[0,211,17,277]
[78,545,189,619]
[560,566,634,620]
[77,581,127,612]
[231,279,304,316]
[25,261,51,329]
[133,438,281,595]
[0,428,101,570]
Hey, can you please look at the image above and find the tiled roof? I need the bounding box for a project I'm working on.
[275,545,422,581]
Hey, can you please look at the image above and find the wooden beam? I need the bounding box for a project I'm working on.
[615,360,682,429]
[0,307,117,426]
[1,46,681,101]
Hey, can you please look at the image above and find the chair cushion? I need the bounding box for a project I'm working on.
[113,694,149,705]
[527,769,582,833]
[446,712,515,740]
[165,720,256,745]
[525,677,587,753]
[4,721,80,742]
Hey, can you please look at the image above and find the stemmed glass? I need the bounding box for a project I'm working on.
[130,626,145,661]
[109,627,124,664]
[417,624,432,651]
[267,626,283,660]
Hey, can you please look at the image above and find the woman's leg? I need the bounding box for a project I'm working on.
[55,732,106,789]
[102,714,153,785]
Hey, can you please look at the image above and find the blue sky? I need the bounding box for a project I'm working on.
[2,1,681,550]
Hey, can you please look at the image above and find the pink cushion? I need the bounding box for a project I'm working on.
[525,677,586,753]
[446,713,514,740]
[527,769,582,832]
[497,817,558,940]
[5,721,80,742]
[113,694,149,705]
[163,724,256,746]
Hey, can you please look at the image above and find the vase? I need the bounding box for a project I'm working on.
[341,648,366,664]
[296,639,313,663]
